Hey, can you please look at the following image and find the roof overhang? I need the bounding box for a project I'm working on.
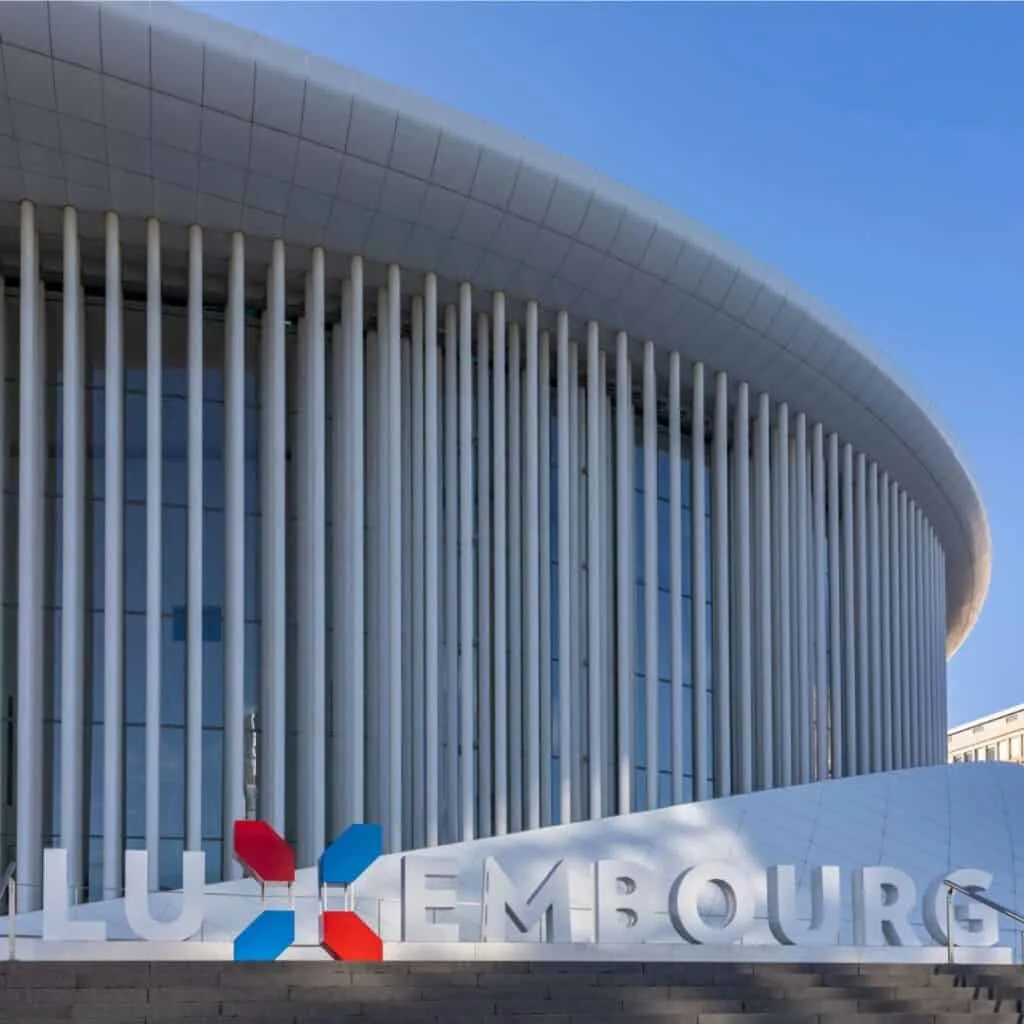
[0,0,990,653]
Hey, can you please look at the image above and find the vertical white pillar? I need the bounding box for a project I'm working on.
[712,371,731,795]
[103,211,124,900]
[614,332,632,815]
[880,472,892,772]
[539,329,552,827]
[890,482,903,768]
[568,344,581,816]
[0,277,6,871]
[793,413,810,784]
[754,394,773,789]
[557,313,573,823]
[668,355,683,803]
[223,232,246,877]
[331,286,349,835]
[442,304,458,840]
[424,274,440,844]
[908,502,920,767]
[643,342,659,809]
[899,490,910,766]
[409,296,425,844]
[692,362,708,800]
[491,291,507,837]
[868,462,882,772]
[263,240,287,831]
[16,201,43,910]
[507,319,522,833]
[585,321,602,818]
[186,224,204,852]
[772,403,791,787]
[811,424,827,780]
[733,383,752,794]
[458,282,474,841]
[387,265,403,849]
[61,206,85,895]
[401,332,412,845]
[296,293,312,850]
[827,433,842,777]
[854,452,869,775]
[600,359,613,812]
[524,300,541,830]
[143,216,161,889]
[476,310,492,837]
[840,443,856,776]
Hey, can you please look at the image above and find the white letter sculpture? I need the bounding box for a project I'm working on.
[42,849,107,941]
[401,856,460,942]
[669,861,756,945]
[923,869,999,949]
[767,865,841,946]
[124,850,205,942]
[852,866,921,946]
[594,860,658,943]
[480,858,571,943]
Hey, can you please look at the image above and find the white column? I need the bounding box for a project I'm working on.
[186,224,204,852]
[601,359,613,813]
[712,371,731,795]
[476,310,492,837]
[880,471,892,772]
[524,300,541,830]
[223,231,246,877]
[17,201,43,910]
[692,362,708,800]
[614,332,632,815]
[854,452,869,775]
[643,342,659,809]
[331,287,348,835]
[507,320,522,833]
[899,490,910,766]
[733,383,752,794]
[458,282,475,841]
[793,414,809,784]
[102,212,124,900]
[143,216,161,889]
[840,443,856,776]
[890,481,904,768]
[812,423,827,781]
[568,344,581,816]
[401,333,412,844]
[491,292,507,836]
[263,240,287,831]
[868,462,882,772]
[409,296,425,845]
[827,433,842,777]
[908,502,920,767]
[668,355,683,803]
[61,206,85,895]
[557,313,573,823]
[424,274,440,844]
[772,403,791,787]
[442,305,457,839]
[296,295,312,849]
[754,394,773,789]
[387,264,403,849]
[0,276,6,871]
[539,329,552,827]
[585,320,602,818]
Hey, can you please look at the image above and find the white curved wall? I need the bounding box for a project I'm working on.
[2,204,950,912]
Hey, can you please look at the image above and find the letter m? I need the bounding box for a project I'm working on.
[480,857,571,942]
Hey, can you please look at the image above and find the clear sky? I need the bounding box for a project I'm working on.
[194,1,1022,728]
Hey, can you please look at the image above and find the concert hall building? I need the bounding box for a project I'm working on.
[0,1,989,911]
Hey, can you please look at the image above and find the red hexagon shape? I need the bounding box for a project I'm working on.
[233,820,296,884]
[321,910,384,962]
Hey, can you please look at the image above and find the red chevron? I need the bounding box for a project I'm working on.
[232,820,296,884]
[321,910,384,962]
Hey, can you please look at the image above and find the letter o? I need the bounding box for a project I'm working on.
[669,861,757,945]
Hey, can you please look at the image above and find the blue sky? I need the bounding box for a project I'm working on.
[195,1,1023,727]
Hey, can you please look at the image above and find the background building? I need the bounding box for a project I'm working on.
[0,1,989,910]
[949,705,1024,765]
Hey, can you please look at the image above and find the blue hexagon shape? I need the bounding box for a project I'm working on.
[233,909,295,961]
[318,824,382,887]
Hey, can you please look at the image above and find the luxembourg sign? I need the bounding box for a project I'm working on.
[38,819,1000,962]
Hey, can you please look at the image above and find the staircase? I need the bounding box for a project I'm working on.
[1,961,1023,1023]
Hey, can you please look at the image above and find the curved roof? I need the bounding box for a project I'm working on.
[0,0,989,652]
